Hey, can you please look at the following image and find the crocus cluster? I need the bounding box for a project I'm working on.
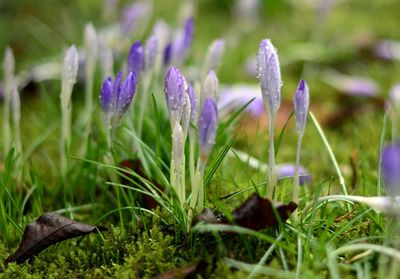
[100,71,137,144]
[257,38,311,201]
[164,65,218,215]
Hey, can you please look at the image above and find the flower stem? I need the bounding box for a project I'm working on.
[267,112,276,199]
[293,134,303,205]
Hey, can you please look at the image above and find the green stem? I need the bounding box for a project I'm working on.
[293,134,303,206]
[61,103,71,179]
[189,129,196,191]
[267,112,276,199]
[197,162,206,212]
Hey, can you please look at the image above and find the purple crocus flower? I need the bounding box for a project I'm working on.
[294,79,310,136]
[163,43,172,66]
[169,17,194,66]
[165,66,185,124]
[198,98,218,158]
[381,142,400,195]
[127,41,144,77]
[121,1,152,34]
[183,17,194,52]
[186,84,196,122]
[277,164,311,186]
[322,70,379,97]
[100,71,137,118]
[144,35,158,72]
[257,39,282,115]
[218,84,264,117]
[374,40,400,61]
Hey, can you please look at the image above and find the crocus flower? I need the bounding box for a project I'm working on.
[294,79,310,136]
[183,17,194,53]
[257,38,282,198]
[144,35,158,72]
[198,98,218,159]
[218,84,264,117]
[61,46,79,104]
[203,39,225,75]
[165,66,185,125]
[201,70,219,106]
[169,17,194,66]
[381,142,400,195]
[277,164,311,186]
[389,83,400,109]
[100,71,137,119]
[257,39,282,115]
[127,41,144,77]
[121,1,152,34]
[374,40,400,61]
[321,70,379,97]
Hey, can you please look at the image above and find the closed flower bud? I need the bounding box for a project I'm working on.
[198,98,218,159]
[127,41,144,77]
[118,72,137,115]
[201,70,219,105]
[61,45,79,107]
[294,79,310,136]
[204,39,225,74]
[99,71,137,118]
[144,35,158,72]
[165,66,185,124]
[100,77,113,112]
[170,17,194,66]
[257,39,282,115]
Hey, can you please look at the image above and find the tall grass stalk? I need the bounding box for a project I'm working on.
[310,112,348,196]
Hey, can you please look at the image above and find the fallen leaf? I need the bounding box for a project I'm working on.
[193,193,297,231]
[151,260,208,279]
[5,212,98,264]
[222,193,297,231]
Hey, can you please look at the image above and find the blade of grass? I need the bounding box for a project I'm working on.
[310,112,348,196]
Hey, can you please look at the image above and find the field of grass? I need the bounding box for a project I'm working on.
[1,0,400,278]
